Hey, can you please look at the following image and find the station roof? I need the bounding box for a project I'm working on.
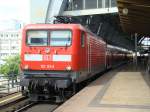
[117,0,150,35]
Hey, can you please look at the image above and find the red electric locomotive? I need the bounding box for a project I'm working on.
[20,24,130,101]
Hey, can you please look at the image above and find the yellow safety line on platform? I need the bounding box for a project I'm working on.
[0,94,22,104]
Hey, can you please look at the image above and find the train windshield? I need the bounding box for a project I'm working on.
[50,30,71,46]
[26,30,71,46]
[27,31,47,46]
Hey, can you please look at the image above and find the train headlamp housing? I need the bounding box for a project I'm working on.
[24,65,29,70]
[66,66,71,71]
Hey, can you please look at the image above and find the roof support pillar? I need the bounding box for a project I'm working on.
[135,33,138,69]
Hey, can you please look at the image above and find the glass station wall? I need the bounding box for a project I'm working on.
[66,0,117,11]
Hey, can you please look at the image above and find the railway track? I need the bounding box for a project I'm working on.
[0,92,19,98]
[14,102,37,112]
[0,95,59,112]
[0,96,30,112]
[22,103,58,112]
[0,93,7,98]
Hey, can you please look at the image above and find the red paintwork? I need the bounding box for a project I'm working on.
[20,24,128,74]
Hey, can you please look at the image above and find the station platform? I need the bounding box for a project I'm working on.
[54,63,150,112]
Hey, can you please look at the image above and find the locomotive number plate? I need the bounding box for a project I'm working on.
[41,64,54,69]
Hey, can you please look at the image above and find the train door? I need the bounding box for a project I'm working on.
[106,50,110,69]
[80,31,86,71]
[87,34,91,74]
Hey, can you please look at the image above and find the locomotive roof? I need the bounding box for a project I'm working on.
[24,24,86,31]
[23,24,130,53]
[24,23,105,42]
[24,24,98,36]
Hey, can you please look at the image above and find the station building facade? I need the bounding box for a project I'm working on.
[0,30,21,65]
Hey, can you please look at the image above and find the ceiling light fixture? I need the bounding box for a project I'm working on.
[122,8,128,15]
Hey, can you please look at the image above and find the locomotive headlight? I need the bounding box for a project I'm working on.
[66,66,71,71]
[24,65,29,70]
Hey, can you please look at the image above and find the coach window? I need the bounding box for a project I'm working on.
[50,30,71,46]
[81,32,85,47]
[27,31,48,46]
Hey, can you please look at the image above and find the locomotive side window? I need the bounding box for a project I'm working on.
[81,32,85,47]
[50,30,71,46]
[27,31,47,46]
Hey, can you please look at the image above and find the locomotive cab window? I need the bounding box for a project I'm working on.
[27,31,48,46]
[50,30,71,46]
[81,32,85,47]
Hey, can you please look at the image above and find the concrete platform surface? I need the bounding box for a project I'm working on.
[54,63,150,112]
